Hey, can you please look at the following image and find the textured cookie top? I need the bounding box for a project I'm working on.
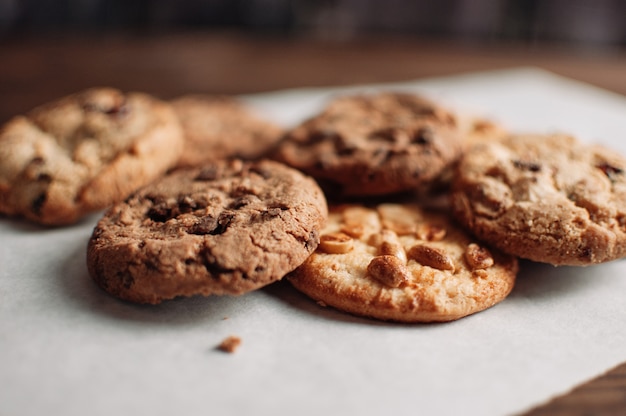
[288,203,518,322]
[452,133,626,265]
[171,95,283,167]
[0,87,183,225]
[87,159,328,304]
[273,92,463,197]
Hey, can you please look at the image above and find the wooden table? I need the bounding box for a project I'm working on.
[1,31,625,414]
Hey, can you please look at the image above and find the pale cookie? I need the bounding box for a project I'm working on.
[171,95,283,167]
[87,159,327,304]
[272,92,463,197]
[288,203,518,322]
[0,87,184,225]
[451,133,626,265]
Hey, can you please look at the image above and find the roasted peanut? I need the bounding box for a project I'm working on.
[416,224,446,241]
[407,244,455,271]
[366,255,410,288]
[341,206,379,238]
[465,243,494,270]
[369,229,407,264]
[340,224,366,239]
[319,232,354,254]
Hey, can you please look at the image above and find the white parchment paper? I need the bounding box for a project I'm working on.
[2,68,626,416]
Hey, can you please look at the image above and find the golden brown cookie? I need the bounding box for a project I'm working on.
[87,159,328,304]
[288,203,518,322]
[272,92,463,198]
[0,87,184,225]
[451,133,626,265]
[171,95,283,167]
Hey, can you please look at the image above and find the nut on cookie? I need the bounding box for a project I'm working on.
[288,203,518,322]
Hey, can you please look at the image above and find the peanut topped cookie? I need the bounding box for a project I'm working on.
[0,87,183,225]
[272,92,463,197]
[171,95,283,168]
[451,133,626,265]
[87,159,327,304]
[288,203,518,322]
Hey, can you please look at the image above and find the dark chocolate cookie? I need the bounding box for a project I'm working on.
[87,159,328,304]
[272,92,463,197]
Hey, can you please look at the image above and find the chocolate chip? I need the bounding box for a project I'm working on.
[512,159,541,172]
[147,203,172,222]
[596,162,624,181]
[195,167,220,181]
[411,127,434,145]
[105,102,129,117]
[82,100,128,117]
[265,207,282,216]
[178,196,197,213]
[369,127,400,143]
[229,195,254,209]
[37,173,52,182]
[188,216,219,235]
[333,134,358,155]
[308,130,340,145]
[117,270,135,289]
[200,249,233,276]
[31,192,47,215]
[579,246,593,261]
[249,166,273,180]
[211,212,234,235]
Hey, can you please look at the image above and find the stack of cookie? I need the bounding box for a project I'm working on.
[2,87,625,323]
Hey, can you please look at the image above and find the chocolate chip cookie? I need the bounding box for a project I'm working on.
[87,159,328,304]
[171,94,283,167]
[272,92,463,198]
[288,203,518,322]
[0,87,184,225]
[451,133,626,265]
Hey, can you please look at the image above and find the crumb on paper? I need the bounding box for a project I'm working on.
[217,335,241,353]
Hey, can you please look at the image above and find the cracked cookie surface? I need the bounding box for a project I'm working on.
[287,203,517,322]
[87,159,328,304]
[0,87,183,225]
[272,92,463,197]
[171,94,283,168]
[451,133,626,265]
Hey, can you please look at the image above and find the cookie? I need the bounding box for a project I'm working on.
[457,115,508,148]
[272,92,463,197]
[288,203,518,322]
[171,94,283,167]
[0,87,184,225]
[451,133,626,265]
[87,159,328,304]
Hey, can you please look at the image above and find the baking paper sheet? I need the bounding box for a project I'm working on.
[2,68,626,416]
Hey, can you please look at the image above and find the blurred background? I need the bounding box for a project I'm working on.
[2,0,625,46]
[1,0,625,123]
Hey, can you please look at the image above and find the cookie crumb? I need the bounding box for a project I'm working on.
[217,335,242,353]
